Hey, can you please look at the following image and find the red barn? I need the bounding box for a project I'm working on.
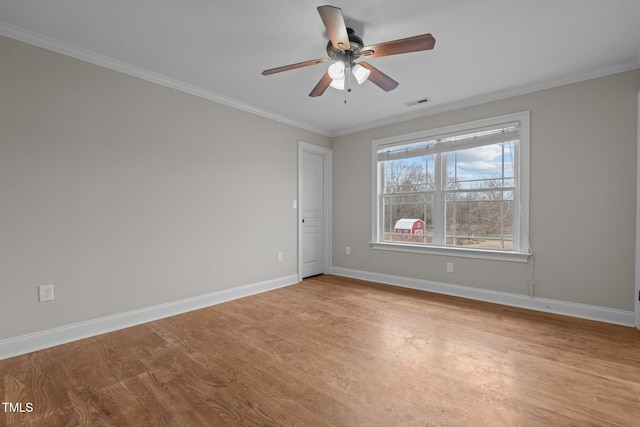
[394,219,425,235]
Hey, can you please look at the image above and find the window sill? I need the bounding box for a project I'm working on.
[369,241,530,263]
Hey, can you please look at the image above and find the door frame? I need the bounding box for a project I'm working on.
[298,141,333,282]
[636,90,640,328]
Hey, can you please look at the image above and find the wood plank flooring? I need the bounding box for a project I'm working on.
[2,274,640,426]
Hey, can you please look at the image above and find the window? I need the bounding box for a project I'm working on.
[371,112,530,262]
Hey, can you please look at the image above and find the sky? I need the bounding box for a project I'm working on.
[386,140,516,186]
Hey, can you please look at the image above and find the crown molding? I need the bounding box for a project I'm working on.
[0,21,332,137]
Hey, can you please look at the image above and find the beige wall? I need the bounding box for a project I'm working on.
[333,69,640,311]
[0,36,330,340]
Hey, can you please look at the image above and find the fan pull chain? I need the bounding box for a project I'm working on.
[344,61,352,104]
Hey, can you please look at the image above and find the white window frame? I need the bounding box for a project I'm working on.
[371,111,530,263]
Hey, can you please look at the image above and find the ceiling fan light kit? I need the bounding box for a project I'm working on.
[262,5,436,99]
[352,64,370,85]
[328,60,345,80]
[330,75,345,90]
[326,60,368,91]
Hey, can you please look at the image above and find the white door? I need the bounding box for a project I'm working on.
[301,150,325,278]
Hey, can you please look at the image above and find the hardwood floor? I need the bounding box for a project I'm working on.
[2,274,640,426]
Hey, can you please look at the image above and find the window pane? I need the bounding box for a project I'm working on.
[446,143,511,190]
[382,194,433,244]
[383,156,434,193]
[443,140,515,250]
[445,192,513,250]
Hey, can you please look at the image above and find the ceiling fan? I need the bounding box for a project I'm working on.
[262,5,436,98]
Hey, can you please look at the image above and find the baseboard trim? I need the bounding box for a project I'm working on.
[332,267,635,327]
[0,274,299,360]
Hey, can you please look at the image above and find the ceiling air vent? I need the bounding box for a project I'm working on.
[405,97,431,107]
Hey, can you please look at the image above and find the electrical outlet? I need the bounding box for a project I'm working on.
[39,284,54,302]
[346,246,351,255]
[446,262,454,273]
[277,252,283,262]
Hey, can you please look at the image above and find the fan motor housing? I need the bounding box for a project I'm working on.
[326,28,364,61]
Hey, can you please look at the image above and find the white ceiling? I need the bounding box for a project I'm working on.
[1,0,640,136]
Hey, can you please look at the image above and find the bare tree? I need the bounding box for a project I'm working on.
[383,160,431,237]
[446,176,513,248]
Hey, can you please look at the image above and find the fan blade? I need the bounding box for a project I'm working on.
[309,72,333,97]
[359,62,399,91]
[317,5,350,51]
[361,34,435,59]
[262,58,330,76]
